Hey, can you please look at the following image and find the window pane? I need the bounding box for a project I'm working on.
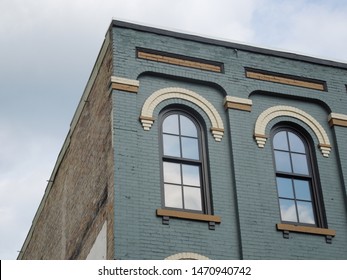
[183,187,202,211]
[163,162,181,184]
[294,180,311,200]
[163,114,179,134]
[274,151,292,173]
[273,131,289,150]
[180,115,197,137]
[163,135,180,157]
[164,184,183,208]
[279,199,297,222]
[182,165,200,186]
[288,132,305,153]
[291,154,309,174]
[297,201,315,224]
[181,137,199,160]
[276,177,294,198]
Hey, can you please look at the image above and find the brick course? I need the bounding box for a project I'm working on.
[20,39,114,260]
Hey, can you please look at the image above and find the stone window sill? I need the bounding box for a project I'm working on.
[156,209,221,230]
[276,223,336,243]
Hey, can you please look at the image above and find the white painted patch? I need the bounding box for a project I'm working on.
[86,222,107,260]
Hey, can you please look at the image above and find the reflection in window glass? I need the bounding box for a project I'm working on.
[181,138,199,160]
[276,177,294,198]
[183,187,202,211]
[182,165,200,186]
[180,115,197,137]
[163,114,179,134]
[163,162,181,184]
[274,151,292,173]
[163,135,180,157]
[294,180,311,200]
[291,154,309,174]
[164,184,183,208]
[288,132,305,153]
[279,199,297,222]
[273,131,289,150]
[297,201,315,224]
[272,128,319,226]
[161,111,206,213]
[162,113,200,160]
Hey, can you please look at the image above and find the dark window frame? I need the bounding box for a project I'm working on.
[159,106,212,215]
[271,124,327,228]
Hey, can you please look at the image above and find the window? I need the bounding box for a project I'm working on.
[272,126,326,227]
[160,108,210,214]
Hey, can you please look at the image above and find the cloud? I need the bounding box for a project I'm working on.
[0,1,119,259]
[282,2,347,61]
[0,120,62,259]
[0,0,346,259]
[111,0,259,43]
[252,0,347,62]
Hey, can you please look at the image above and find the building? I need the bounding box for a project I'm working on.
[18,20,347,260]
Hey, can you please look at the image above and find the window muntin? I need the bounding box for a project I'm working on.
[161,109,208,213]
[272,128,320,226]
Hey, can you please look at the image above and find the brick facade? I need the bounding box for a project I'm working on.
[19,34,114,260]
[19,20,347,259]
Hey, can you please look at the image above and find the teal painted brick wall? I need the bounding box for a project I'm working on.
[111,24,347,259]
[233,94,347,259]
[112,76,240,259]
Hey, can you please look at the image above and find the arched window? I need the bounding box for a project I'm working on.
[271,126,326,227]
[160,108,210,213]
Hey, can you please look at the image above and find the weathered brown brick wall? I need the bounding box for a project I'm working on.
[21,40,114,259]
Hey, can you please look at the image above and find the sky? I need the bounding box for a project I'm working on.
[1,0,347,260]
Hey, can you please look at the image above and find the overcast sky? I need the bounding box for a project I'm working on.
[1,0,346,260]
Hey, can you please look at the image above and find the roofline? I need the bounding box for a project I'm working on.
[112,19,347,70]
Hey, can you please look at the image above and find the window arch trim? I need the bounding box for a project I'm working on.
[165,252,210,260]
[140,87,224,141]
[254,105,331,157]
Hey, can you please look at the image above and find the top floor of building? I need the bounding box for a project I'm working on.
[19,20,347,260]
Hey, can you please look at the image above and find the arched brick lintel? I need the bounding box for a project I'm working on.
[254,105,331,157]
[140,87,224,142]
[165,252,210,260]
